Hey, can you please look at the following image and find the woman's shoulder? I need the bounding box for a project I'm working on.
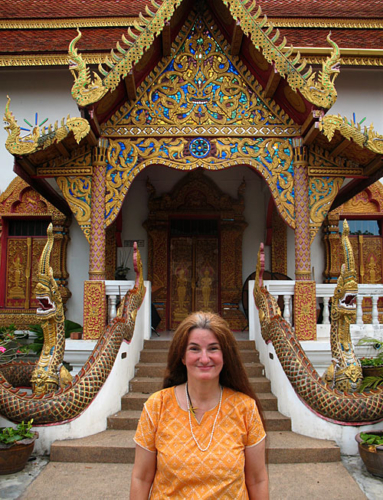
[223,387,257,410]
[144,387,175,411]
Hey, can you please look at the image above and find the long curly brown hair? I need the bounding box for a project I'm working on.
[163,311,263,412]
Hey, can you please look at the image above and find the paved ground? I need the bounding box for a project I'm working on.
[0,454,382,499]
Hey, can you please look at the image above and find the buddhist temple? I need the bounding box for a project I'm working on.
[1,0,383,458]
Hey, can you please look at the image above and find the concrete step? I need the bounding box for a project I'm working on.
[135,362,166,377]
[121,391,279,411]
[143,339,257,350]
[130,376,271,394]
[140,349,259,363]
[20,461,367,500]
[107,409,291,432]
[134,361,264,378]
[50,430,340,464]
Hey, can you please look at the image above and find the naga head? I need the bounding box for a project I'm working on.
[3,95,17,134]
[333,220,358,314]
[35,224,64,322]
[68,28,86,76]
[324,33,341,83]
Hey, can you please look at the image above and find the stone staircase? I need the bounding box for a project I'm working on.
[50,339,341,464]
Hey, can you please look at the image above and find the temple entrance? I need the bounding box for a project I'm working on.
[169,219,219,329]
[144,169,248,331]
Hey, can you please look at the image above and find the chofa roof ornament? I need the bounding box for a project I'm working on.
[68,0,340,110]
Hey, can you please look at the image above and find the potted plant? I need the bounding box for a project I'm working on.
[357,338,383,390]
[0,419,38,474]
[355,430,383,478]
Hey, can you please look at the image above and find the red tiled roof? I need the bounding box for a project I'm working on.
[1,27,381,55]
[0,28,129,54]
[0,0,383,20]
[279,29,383,49]
[0,0,150,19]
[255,0,383,18]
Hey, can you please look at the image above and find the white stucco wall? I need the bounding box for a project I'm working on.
[0,68,79,190]
[65,218,90,326]
[331,67,383,134]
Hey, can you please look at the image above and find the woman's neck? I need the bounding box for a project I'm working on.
[186,379,221,408]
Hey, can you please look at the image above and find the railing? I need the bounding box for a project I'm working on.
[105,281,135,321]
[263,281,383,326]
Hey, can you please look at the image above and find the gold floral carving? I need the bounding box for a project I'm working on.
[56,176,92,243]
[105,137,295,229]
[309,177,343,243]
[294,281,317,340]
[83,281,106,339]
[115,15,293,130]
[335,190,379,215]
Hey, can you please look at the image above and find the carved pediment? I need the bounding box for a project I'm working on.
[146,169,245,219]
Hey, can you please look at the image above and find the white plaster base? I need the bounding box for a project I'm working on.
[249,281,383,455]
[0,282,151,455]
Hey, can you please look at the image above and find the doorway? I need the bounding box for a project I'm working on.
[169,218,220,329]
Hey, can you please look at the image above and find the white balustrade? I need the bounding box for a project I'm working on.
[356,284,383,326]
[263,281,383,326]
[105,280,135,321]
[264,281,294,324]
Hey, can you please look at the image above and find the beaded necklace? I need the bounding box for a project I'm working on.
[185,382,223,452]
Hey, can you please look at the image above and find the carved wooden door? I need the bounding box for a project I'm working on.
[169,236,219,329]
[5,237,47,309]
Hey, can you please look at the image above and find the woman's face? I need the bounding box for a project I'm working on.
[182,328,224,384]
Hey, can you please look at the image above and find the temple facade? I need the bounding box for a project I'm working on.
[1,0,383,338]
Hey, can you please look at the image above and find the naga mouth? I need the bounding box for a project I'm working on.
[339,293,357,309]
[332,63,341,72]
[36,296,56,315]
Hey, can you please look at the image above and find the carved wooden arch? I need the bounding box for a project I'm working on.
[143,169,248,330]
[0,177,71,328]
[104,137,295,231]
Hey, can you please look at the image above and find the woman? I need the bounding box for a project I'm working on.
[130,312,269,499]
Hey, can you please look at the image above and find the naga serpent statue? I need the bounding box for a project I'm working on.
[253,239,383,424]
[69,29,108,107]
[0,242,145,424]
[323,220,363,392]
[30,224,72,395]
[300,34,341,109]
[3,95,90,156]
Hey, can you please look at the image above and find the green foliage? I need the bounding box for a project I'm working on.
[359,375,383,391]
[115,264,130,280]
[360,432,383,447]
[28,320,83,355]
[0,420,35,445]
[0,324,30,365]
[357,337,383,365]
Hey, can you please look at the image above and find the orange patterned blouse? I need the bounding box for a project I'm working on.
[134,386,266,499]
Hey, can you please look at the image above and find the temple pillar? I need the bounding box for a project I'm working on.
[293,140,317,340]
[83,140,108,339]
[89,140,107,280]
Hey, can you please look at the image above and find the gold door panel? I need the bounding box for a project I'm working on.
[169,237,219,329]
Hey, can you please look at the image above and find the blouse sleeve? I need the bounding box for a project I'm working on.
[133,391,163,453]
[246,399,266,448]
